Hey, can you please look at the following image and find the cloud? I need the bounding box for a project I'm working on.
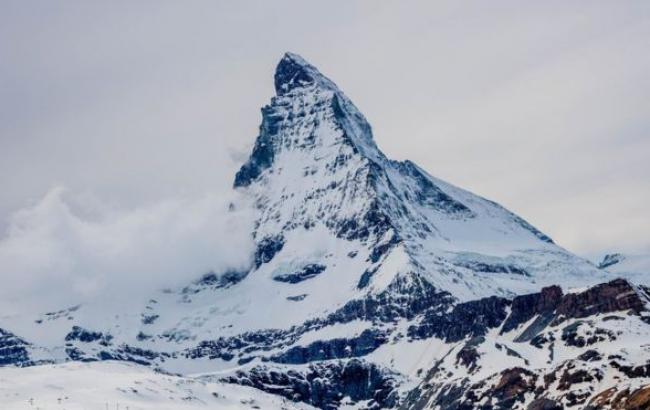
[0,1,648,263]
[0,186,255,315]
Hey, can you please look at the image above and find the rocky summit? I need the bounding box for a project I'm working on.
[1,53,649,410]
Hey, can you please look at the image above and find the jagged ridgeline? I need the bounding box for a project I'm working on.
[1,53,649,410]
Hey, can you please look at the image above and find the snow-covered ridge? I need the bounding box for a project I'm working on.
[234,51,607,306]
[0,52,648,410]
[597,252,650,273]
[597,252,650,286]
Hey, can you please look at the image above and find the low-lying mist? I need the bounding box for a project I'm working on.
[0,186,256,315]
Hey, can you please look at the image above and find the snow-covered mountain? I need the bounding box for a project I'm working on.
[597,253,650,286]
[234,52,608,306]
[1,53,649,410]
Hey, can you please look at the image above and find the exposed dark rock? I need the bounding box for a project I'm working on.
[626,385,650,410]
[101,344,164,366]
[527,398,563,410]
[598,253,625,269]
[224,359,398,410]
[233,101,282,187]
[557,368,598,391]
[554,279,645,323]
[414,367,540,410]
[501,286,562,334]
[65,347,96,362]
[455,261,528,276]
[287,294,308,302]
[610,361,650,378]
[513,311,556,343]
[406,382,468,410]
[511,215,554,243]
[561,322,588,348]
[183,270,249,294]
[408,295,510,342]
[271,329,388,365]
[274,53,317,96]
[561,322,616,348]
[186,328,296,362]
[578,349,602,362]
[491,367,538,408]
[317,275,454,326]
[587,384,650,410]
[357,266,379,289]
[65,326,112,346]
[0,328,31,366]
[141,314,159,325]
[455,337,484,371]
[498,343,529,365]
[336,200,393,243]
[254,235,285,268]
[274,264,326,284]
[530,333,552,349]
[565,390,591,407]
[369,233,401,263]
[136,332,152,341]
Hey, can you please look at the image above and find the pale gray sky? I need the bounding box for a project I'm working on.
[1,1,649,259]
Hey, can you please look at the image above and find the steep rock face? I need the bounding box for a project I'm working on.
[232,52,607,312]
[501,285,562,334]
[0,328,32,366]
[271,329,389,365]
[555,279,646,321]
[587,384,650,410]
[408,295,510,342]
[400,280,650,410]
[0,53,648,410]
[223,359,399,410]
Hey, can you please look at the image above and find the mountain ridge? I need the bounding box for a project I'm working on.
[0,53,648,410]
[232,51,606,305]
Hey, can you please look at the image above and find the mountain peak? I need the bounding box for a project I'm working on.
[235,52,379,188]
[233,54,606,302]
[274,52,335,95]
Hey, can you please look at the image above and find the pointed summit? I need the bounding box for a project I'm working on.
[233,53,604,302]
[235,52,379,188]
[274,52,337,95]
[274,53,313,95]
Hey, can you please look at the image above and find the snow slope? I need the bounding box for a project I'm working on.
[232,51,609,317]
[597,252,650,286]
[0,52,612,360]
[0,53,647,410]
[0,53,595,341]
[0,361,315,410]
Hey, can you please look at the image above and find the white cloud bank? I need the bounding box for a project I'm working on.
[0,187,255,315]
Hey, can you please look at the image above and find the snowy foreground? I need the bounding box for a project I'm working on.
[0,361,315,410]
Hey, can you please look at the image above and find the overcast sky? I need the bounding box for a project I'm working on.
[1,1,649,262]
